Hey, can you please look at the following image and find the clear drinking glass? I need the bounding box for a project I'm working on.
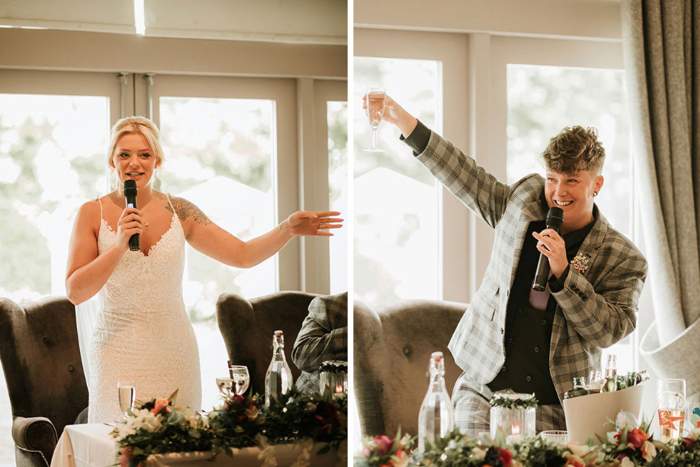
[229,365,250,396]
[540,430,569,445]
[657,379,686,442]
[364,88,386,152]
[117,381,135,419]
[587,370,605,394]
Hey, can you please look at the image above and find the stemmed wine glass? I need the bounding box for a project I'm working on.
[364,88,386,152]
[216,365,250,397]
[117,381,135,420]
[230,365,250,396]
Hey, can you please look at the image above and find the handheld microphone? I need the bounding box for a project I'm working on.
[532,206,564,292]
[124,180,140,252]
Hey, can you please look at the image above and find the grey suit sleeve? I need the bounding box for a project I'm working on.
[414,131,512,229]
[552,244,648,348]
[291,296,348,372]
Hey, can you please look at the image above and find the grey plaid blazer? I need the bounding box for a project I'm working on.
[291,292,348,394]
[416,132,647,401]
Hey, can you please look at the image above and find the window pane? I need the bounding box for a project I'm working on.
[328,101,348,294]
[506,64,634,371]
[0,94,110,300]
[506,65,631,236]
[354,57,442,307]
[159,97,276,408]
[0,93,110,466]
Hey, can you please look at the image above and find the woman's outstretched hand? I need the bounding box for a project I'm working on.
[284,211,344,237]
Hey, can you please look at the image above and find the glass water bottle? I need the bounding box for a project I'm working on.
[264,330,293,406]
[418,352,455,452]
[602,354,618,393]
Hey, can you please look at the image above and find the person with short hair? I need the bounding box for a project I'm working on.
[66,116,344,423]
[291,292,348,395]
[368,96,647,435]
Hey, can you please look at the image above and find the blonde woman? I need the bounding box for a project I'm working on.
[66,116,342,422]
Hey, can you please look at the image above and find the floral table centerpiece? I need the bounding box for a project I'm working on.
[355,412,700,467]
[113,388,347,467]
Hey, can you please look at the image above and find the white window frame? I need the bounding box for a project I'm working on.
[146,73,299,291]
[354,28,471,303]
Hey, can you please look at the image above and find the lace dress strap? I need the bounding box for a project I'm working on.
[96,197,104,219]
[166,194,177,218]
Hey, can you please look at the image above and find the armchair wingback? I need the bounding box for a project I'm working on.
[216,291,318,396]
[0,297,88,467]
[354,299,465,437]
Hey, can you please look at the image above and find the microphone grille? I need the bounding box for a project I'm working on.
[546,206,564,226]
[124,180,137,194]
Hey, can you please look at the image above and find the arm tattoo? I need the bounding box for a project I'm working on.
[167,197,213,226]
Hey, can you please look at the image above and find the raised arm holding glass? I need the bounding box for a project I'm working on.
[367,95,647,436]
[65,116,343,423]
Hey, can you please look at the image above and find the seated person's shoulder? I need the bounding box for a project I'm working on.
[308,292,348,324]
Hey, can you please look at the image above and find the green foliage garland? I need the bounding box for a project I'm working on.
[489,396,539,410]
[113,389,347,467]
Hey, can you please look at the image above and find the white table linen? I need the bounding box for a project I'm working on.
[51,424,341,467]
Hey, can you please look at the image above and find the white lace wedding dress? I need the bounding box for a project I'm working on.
[87,197,202,423]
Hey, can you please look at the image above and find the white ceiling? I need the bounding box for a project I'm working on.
[0,0,348,45]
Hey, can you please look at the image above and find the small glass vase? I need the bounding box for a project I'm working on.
[319,360,348,396]
[489,393,537,441]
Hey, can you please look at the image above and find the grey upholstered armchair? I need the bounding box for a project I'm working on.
[353,298,465,437]
[0,297,89,467]
[215,291,318,395]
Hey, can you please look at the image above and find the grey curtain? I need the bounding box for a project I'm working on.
[622,0,700,403]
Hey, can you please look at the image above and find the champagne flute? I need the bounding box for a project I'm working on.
[117,381,135,420]
[229,365,250,396]
[364,88,386,152]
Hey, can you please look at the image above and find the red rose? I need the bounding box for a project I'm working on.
[231,395,246,407]
[683,437,696,451]
[498,447,513,467]
[627,428,649,449]
[119,447,134,467]
[373,435,394,455]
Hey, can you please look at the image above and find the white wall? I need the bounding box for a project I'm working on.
[0,0,348,44]
[355,0,621,41]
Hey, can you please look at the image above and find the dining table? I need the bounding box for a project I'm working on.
[50,423,342,467]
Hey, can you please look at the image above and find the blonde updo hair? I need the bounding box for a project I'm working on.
[107,116,166,188]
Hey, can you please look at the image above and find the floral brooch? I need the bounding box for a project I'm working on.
[570,252,591,274]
